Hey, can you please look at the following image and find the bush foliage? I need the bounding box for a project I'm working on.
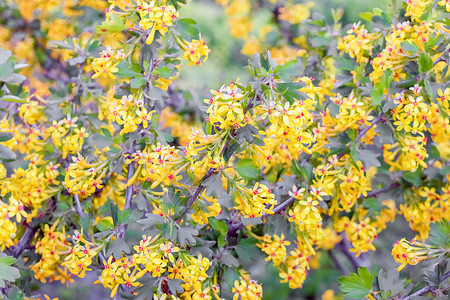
[0,0,450,299]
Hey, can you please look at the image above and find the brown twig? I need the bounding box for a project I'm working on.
[403,271,450,300]
[8,198,56,258]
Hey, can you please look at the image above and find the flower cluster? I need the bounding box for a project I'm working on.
[95,235,212,298]
[91,47,125,79]
[392,238,430,271]
[126,143,184,189]
[178,35,210,66]
[46,114,89,159]
[65,154,108,198]
[337,22,378,64]
[107,94,155,135]
[234,183,276,218]
[29,222,72,283]
[63,230,102,278]
[232,277,263,300]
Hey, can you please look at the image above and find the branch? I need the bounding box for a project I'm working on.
[72,58,86,113]
[74,194,84,216]
[9,225,37,258]
[117,58,154,238]
[177,94,259,224]
[8,198,56,258]
[365,182,400,198]
[264,196,295,217]
[177,168,214,224]
[403,271,450,300]
[118,142,136,237]
[328,250,349,276]
[335,235,369,271]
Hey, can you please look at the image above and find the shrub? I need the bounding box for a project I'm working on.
[0,0,449,299]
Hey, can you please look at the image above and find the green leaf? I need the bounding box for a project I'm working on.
[0,95,27,103]
[334,57,354,71]
[167,278,184,294]
[0,49,12,64]
[350,143,359,162]
[130,75,146,89]
[400,42,420,53]
[0,254,20,288]
[220,250,239,267]
[154,67,171,77]
[275,82,305,103]
[0,144,16,160]
[176,18,199,38]
[358,149,381,169]
[118,208,131,224]
[235,158,260,180]
[209,218,228,248]
[115,60,136,78]
[96,219,114,231]
[338,267,373,299]
[403,171,422,186]
[0,132,13,142]
[370,82,384,105]
[360,12,374,21]
[378,268,405,298]
[110,202,119,226]
[277,60,304,81]
[380,68,393,90]
[96,14,126,34]
[235,238,258,263]
[0,256,17,266]
[101,128,112,139]
[137,213,166,231]
[106,237,131,259]
[178,226,198,247]
[418,52,433,73]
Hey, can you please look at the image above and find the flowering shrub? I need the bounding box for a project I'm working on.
[0,0,449,299]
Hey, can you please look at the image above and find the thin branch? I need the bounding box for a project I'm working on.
[365,182,400,198]
[263,196,295,217]
[177,168,214,224]
[8,198,56,258]
[328,250,349,276]
[177,94,259,224]
[72,58,85,113]
[117,58,154,238]
[74,194,84,216]
[118,142,136,237]
[335,235,369,271]
[9,225,38,258]
[403,271,450,300]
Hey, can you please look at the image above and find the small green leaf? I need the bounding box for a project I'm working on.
[418,52,433,73]
[0,95,27,103]
[400,42,420,53]
[96,14,126,34]
[235,158,260,180]
[0,144,16,160]
[403,171,422,186]
[334,57,354,71]
[130,75,146,89]
[380,68,393,90]
[0,132,13,142]
[178,226,198,247]
[350,143,359,162]
[338,267,374,299]
[209,218,228,248]
[96,219,114,231]
[370,82,384,105]
[115,60,136,78]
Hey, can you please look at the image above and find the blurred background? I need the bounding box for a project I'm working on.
[177,0,389,94]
